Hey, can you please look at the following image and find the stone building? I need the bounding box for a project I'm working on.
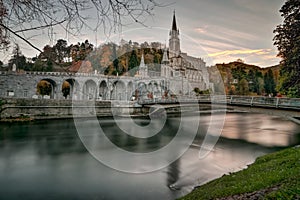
[160,11,211,95]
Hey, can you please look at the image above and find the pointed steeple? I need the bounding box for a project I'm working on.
[162,48,169,64]
[172,10,177,31]
[138,53,148,78]
[169,11,180,58]
[140,54,145,67]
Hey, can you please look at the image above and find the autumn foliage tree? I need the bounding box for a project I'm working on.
[273,0,300,97]
[37,80,52,96]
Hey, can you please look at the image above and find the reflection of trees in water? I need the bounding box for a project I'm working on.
[0,120,86,157]
[97,118,186,154]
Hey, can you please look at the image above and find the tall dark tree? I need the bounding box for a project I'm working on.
[70,40,94,61]
[53,39,69,63]
[128,50,139,76]
[264,69,276,95]
[8,44,27,70]
[273,0,300,97]
[112,43,120,75]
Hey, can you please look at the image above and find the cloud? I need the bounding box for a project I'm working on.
[195,27,207,33]
[195,25,257,42]
[205,48,280,67]
[208,49,272,57]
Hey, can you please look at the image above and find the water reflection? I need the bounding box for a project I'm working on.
[221,113,300,147]
[0,113,299,199]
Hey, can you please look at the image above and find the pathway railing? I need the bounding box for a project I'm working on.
[138,95,300,110]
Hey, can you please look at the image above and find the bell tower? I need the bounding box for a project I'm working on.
[169,11,180,58]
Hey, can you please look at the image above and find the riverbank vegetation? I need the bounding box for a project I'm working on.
[180,146,300,200]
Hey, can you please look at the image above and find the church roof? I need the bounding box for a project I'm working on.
[172,11,177,31]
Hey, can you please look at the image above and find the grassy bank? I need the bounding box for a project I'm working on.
[180,146,300,200]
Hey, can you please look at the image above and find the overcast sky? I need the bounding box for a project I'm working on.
[1,0,284,67]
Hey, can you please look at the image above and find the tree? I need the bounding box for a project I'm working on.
[128,50,139,76]
[0,1,161,51]
[238,78,249,95]
[71,40,94,62]
[273,0,300,97]
[257,77,265,95]
[37,80,52,96]
[112,43,120,75]
[264,69,276,95]
[53,39,70,63]
[62,81,71,99]
[8,44,27,70]
[236,58,244,63]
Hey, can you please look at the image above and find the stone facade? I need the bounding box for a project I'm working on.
[0,71,167,101]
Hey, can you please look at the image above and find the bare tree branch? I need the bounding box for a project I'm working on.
[0,0,164,51]
[15,20,67,33]
[0,22,42,53]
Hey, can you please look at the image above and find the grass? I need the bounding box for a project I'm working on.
[179,146,300,200]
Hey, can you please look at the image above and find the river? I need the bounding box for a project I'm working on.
[0,113,299,200]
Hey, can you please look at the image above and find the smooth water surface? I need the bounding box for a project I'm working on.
[0,113,299,200]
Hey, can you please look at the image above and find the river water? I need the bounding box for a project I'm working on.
[0,113,299,200]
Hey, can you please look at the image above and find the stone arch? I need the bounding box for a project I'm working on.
[36,78,57,99]
[61,78,77,99]
[148,82,153,93]
[127,81,134,100]
[136,82,147,100]
[152,81,160,98]
[99,80,108,100]
[83,79,97,100]
[111,80,126,101]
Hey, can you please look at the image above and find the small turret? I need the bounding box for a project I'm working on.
[137,54,148,78]
[162,49,169,64]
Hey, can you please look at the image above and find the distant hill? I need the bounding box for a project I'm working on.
[208,61,281,96]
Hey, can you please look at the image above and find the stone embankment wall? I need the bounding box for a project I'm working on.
[0,98,145,120]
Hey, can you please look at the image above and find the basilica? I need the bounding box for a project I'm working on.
[137,11,212,95]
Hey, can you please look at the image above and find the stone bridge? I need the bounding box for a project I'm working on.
[0,71,167,101]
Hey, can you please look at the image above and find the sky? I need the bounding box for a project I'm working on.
[1,0,285,67]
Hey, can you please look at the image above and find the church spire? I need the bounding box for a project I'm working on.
[172,10,177,31]
[169,11,180,57]
[140,54,145,67]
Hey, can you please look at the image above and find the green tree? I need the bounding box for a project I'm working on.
[238,78,249,95]
[53,39,70,63]
[71,40,94,61]
[128,50,139,76]
[8,44,27,70]
[264,69,276,95]
[112,43,120,75]
[257,77,265,95]
[273,0,300,97]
